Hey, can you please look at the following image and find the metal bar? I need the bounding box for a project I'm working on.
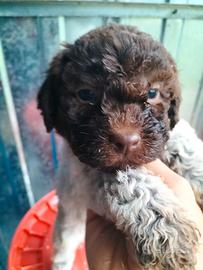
[50,131,58,171]
[0,40,35,207]
[160,0,170,43]
[175,19,185,60]
[160,18,167,43]
[0,1,203,19]
[191,73,203,125]
[58,16,66,46]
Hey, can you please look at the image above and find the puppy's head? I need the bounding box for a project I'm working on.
[38,24,181,172]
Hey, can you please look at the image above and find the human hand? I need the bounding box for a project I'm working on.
[85,159,203,270]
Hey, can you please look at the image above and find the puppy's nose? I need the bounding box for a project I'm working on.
[112,132,141,155]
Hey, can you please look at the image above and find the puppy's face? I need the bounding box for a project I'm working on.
[38,24,181,172]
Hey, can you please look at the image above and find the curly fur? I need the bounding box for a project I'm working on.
[104,167,199,269]
[37,24,201,270]
[164,119,203,211]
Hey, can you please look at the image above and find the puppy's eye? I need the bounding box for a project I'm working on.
[77,89,97,105]
[147,88,158,99]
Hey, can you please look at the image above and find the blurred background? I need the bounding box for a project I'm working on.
[0,0,203,268]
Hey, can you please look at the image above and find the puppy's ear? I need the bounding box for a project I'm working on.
[168,95,181,129]
[37,47,71,132]
[166,57,181,129]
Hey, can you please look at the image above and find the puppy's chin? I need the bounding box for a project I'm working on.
[77,152,158,174]
[100,158,157,173]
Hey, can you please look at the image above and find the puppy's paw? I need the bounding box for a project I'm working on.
[52,262,71,270]
[104,167,199,270]
[52,236,76,270]
[133,207,199,270]
[52,254,74,270]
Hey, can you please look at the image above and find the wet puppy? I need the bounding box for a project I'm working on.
[38,24,199,270]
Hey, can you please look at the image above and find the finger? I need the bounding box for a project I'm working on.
[144,159,195,199]
[144,159,186,188]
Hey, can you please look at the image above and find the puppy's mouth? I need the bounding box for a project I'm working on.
[71,126,167,173]
[77,137,164,173]
[68,112,169,173]
[95,131,166,172]
[98,151,157,173]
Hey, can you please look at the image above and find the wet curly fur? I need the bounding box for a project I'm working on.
[105,167,199,270]
[37,24,201,270]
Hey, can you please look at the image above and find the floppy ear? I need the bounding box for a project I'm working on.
[166,55,181,129]
[37,48,71,132]
[168,94,181,129]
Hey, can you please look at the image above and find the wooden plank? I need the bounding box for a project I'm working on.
[0,17,59,201]
[192,73,203,139]
[171,0,203,4]
[65,17,103,43]
[177,20,203,121]
[0,39,35,206]
[120,18,162,41]
[0,83,30,269]
[163,18,203,125]
[163,19,183,58]
[0,1,203,19]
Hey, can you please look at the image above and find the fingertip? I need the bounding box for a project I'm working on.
[144,159,184,188]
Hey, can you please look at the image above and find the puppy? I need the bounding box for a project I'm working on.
[38,24,200,270]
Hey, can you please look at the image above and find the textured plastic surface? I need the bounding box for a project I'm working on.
[8,190,88,270]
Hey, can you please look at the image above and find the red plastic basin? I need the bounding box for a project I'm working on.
[8,190,88,270]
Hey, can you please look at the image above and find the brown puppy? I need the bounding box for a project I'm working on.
[38,24,199,270]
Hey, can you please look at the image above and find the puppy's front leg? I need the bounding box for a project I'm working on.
[104,168,199,270]
[52,200,86,270]
[52,147,89,270]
